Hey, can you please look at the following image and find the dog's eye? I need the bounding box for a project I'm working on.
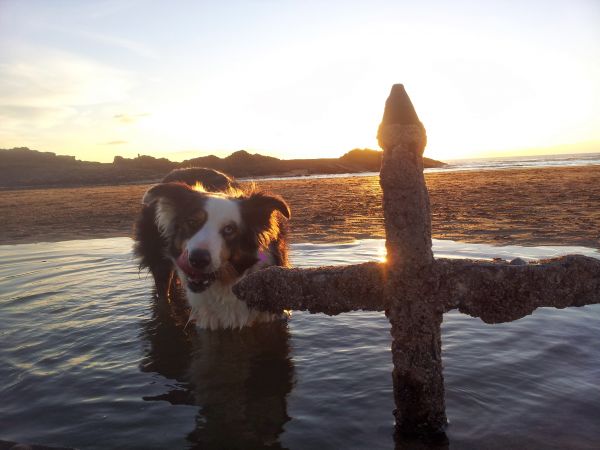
[222,224,236,236]
[186,218,201,228]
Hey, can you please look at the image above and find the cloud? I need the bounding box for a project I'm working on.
[0,104,77,132]
[0,56,132,108]
[0,46,134,133]
[113,113,150,124]
[104,140,128,145]
[75,30,158,59]
[37,25,159,60]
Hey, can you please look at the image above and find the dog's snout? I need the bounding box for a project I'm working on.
[189,249,211,269]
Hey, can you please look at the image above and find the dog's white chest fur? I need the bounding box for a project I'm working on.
[185,280,282,330]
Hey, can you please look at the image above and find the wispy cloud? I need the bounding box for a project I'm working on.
[1,50,132,105]
[95,33,157,59]
[86,0,142,20]
[113,113,150,124]
[0,46,133,131]
[0,105,75,128]
[0,43,137,156]
[104,140,128,145]
[60,28,159,59]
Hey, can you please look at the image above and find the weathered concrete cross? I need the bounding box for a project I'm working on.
[233,84,600,434]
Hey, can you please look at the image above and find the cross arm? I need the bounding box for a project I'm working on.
[233,254,599,322]
[437,255,600,323]
[232,262,385,315]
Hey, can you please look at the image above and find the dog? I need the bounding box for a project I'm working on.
[134,167,290,330]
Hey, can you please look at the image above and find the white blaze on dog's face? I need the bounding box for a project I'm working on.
[185,195,241,271]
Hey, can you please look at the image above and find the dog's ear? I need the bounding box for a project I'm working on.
[142,182,201,235]
[243,192,290,220]
[142,182,195,205]
[241,192,291,236]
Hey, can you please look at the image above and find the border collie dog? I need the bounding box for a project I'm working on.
[134,168,290,330]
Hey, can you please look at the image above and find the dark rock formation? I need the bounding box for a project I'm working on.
[0,146,446,188]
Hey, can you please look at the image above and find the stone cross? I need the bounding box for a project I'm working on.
[233,85,600,435]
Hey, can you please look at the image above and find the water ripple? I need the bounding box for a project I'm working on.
[0,237,598,449]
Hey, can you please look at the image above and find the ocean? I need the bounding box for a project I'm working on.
[247,152,600,182]
[435,151,600,173]
[1,238,599,449]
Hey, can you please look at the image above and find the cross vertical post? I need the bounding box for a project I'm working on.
[378,84,447,433]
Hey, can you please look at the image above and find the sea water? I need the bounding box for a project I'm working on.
[246,152,600,181]
[438,152,600,173]
[0,238,599,449]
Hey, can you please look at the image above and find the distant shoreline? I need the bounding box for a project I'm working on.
[0,146,446,189]
[0,171,385,191]
[4,159,599,191]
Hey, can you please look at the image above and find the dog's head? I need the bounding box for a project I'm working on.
[143,182,290,293]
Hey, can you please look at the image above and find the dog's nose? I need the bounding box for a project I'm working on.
[188,249,211,269]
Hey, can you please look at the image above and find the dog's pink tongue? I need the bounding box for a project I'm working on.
[176,251,194,275]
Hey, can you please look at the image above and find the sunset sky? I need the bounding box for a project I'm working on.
[0,0,598,163]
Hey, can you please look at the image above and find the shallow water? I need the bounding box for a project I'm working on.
[0,238,599,449]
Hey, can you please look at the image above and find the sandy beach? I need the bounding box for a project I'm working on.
[1,165,599,249]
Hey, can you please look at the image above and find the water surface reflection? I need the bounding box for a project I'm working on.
[140,295,294,448]
[1,238,599,449]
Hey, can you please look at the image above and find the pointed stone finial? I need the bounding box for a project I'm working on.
[380,84,421,126]
[377,84,426,152]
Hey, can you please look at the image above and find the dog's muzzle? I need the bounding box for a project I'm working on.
[176,250,217,293]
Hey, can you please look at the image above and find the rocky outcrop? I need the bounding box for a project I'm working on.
[0,147,446,188]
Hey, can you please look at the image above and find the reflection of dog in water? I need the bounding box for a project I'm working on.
[134,167,291,329]
[141,298,294,448]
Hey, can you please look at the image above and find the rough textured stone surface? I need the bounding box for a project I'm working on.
[233,262,384,315]
[233,84,600,435]
[437,256,600,322]
[234,256,600,319]
[377,84,447,433]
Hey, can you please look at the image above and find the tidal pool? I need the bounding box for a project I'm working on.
[1,238,599,449]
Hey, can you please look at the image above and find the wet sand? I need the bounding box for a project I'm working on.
[1,166,599,249]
